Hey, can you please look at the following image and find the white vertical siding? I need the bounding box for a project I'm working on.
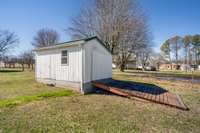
[83,39,112,83]
[92,50,112,80]
[35,39,112,86]
[36,46,82,82]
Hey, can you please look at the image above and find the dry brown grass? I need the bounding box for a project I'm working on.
[0,70,199,133]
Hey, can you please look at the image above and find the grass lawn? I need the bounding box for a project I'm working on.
[0,69,75,100]
[0,70,75,107]
[121,69,200,79]
[0,70,200,133]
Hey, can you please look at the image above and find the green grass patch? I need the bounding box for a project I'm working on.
[114,69,200,79]
[0,90,74,108]
[0,71,75,100]
[0,70,200,132]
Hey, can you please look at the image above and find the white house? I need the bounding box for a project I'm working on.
[34,36,112,93]
[0,61,4,67]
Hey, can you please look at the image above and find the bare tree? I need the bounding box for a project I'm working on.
[169,36,182,64]
[161,40,171,61]
[0,30,18,58]
[17,57,25,71]
[136,48,152,70]
[22,51,34,70]
[161,35,200,68]
[19,51,35,71]
[68,0,151,71]
[191,34,200,65]
[183,35,192,65]
[160,39,172,69]
[32,28,59,48]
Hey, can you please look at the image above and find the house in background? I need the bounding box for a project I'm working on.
[0,61,4,68]
[126,60,137,69]
[112,54,137,70]
[34,37,112,94]
[159,63,180,70]
[159,63,200,71]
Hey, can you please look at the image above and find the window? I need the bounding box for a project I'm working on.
[61,50,68,65]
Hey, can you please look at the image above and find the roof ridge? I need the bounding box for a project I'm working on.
[34,36,111,55]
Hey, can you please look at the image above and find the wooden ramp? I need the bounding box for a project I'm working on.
[92,80,188,111]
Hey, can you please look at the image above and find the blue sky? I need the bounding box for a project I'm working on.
[0,0,199,55]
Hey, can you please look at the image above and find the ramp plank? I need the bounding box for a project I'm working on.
[92,80,188,111]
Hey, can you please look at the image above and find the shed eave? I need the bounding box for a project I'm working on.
[33,41,85,52]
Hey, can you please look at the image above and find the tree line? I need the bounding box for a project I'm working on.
[0,28,59,71]
[160,35,200,67]
[1,0,199,72]
[0,0,152,72]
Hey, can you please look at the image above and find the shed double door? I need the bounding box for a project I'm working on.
[49,55,56,80]
[42,54,56,80]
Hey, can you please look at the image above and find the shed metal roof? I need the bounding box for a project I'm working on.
[34,36,111,54]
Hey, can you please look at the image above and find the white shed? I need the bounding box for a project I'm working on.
[34,36,112,93]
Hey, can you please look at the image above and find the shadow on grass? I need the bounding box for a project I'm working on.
[0,69,23,73]
[94,79,168,95]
